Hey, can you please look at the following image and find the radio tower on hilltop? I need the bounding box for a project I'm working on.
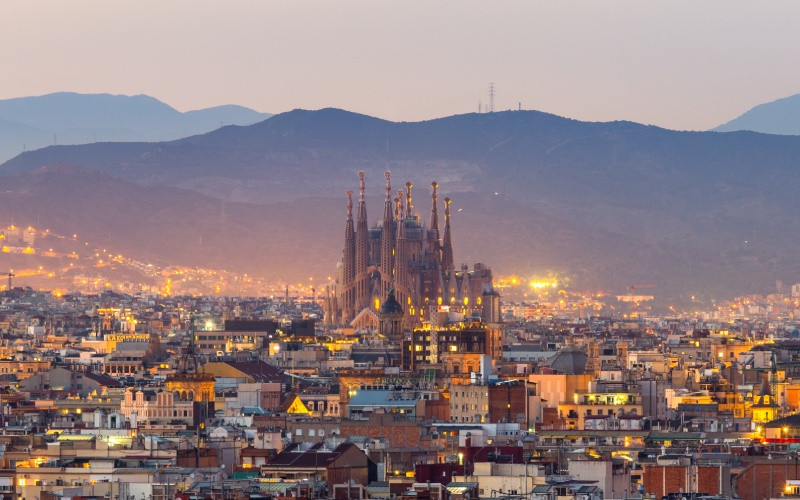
[489,82,495,113]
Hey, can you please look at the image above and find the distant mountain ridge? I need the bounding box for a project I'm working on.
[713,93,800,135]
[4,107,800,303]
[0,92,271,163]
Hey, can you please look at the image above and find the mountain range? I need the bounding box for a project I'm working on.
[713,93,800,135]
[0,92,271,163]
[4,107,800,304]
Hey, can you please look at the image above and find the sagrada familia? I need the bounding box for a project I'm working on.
[323,171,499,330]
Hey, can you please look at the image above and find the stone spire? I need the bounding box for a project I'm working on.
[441,197,454,272]
[381,171,395,294]
[355,172,370,310]
[430,181,440,242]
[395,190,408,304]
[405,182,413,218]
[343,190,356,287]
[395,189,403,221]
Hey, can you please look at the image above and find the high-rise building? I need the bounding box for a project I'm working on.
[324,172,498,331]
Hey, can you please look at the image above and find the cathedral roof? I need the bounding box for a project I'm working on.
[379,288,404,315]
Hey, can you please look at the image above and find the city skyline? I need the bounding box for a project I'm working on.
[2,1,800,130]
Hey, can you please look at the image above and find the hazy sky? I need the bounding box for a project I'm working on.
[2,1,800,130]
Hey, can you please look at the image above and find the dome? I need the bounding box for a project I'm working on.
[540,349,587,374]
[379,287,404,315]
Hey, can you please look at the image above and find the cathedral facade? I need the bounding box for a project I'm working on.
[324,171,498,329]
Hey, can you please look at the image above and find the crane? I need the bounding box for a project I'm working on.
[1,271,13,291]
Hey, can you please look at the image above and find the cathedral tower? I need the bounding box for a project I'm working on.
[441,197,454,273]
[355,172,370,311]
[394,190,409,310]
[325,175,498,330]
[430,182,440,250]
[380,171,395,299]
[341,190,356,323]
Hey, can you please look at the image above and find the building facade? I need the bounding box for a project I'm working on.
[324,172,498,330]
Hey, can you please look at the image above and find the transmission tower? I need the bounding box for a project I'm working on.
[489,82,495,112]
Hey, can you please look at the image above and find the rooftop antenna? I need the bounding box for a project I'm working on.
[489,82,495,113]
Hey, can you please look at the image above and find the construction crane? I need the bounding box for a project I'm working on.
[1,271,13,291]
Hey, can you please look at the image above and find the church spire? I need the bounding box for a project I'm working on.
[342,190,356,322]
[395,191,408,300]
[344,190,355,283]
[381,171,395,294]
[405,182,413,218]
[395,189,403,221]
[441,197,454,272]
[430,181,440,238]
[355,171,370,310]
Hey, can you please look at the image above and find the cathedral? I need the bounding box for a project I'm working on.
[324,171,499,330]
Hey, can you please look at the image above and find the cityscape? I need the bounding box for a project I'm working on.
[2,170,800,500]
[4,2,800,500]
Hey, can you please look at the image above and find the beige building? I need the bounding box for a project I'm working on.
[120,388,196,426]
[81,332,151,355]
[527,373,593,408]
[450,384,489,423]
[454,462,543,497]
[16,462,156,500]
[557,389,643,430]
[0,360,51,381]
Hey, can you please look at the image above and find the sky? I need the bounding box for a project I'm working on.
[2,1,800,131]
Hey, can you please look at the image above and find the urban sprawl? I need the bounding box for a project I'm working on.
[1,174,800,500]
